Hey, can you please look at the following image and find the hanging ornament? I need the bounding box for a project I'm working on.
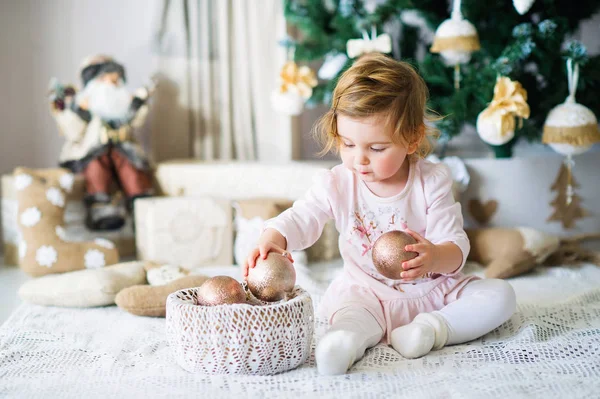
[542,60,600,156]
[542,58,600,229]
[513,0,536,15]
[547,160,588,229]
[346,26,392,59]
[270,54,318,116]
[476,76,530,145]
[430,0,480,89]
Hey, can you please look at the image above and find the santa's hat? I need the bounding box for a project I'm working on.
[79,55,126,87]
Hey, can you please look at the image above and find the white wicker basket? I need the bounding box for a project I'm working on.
[166,284,314,375]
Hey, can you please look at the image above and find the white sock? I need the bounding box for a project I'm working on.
[315,307,383,375]
[390,312,449,359]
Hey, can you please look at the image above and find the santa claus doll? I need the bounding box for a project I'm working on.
[48,55,154,231]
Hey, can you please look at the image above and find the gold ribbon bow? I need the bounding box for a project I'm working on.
[277,61,318,99]
[480,77,530,138]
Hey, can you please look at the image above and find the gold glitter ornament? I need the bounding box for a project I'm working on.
[247,252,296,302]
[196,276,246,306]
[372,231,418,280]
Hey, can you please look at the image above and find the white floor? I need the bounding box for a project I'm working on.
[0,257,30,326]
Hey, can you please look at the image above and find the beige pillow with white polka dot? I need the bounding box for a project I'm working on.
[18,261,146,307]
[14,167,119,277]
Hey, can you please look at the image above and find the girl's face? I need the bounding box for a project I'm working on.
[337,114,416,185]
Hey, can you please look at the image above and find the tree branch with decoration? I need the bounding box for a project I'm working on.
[281,0,600,158]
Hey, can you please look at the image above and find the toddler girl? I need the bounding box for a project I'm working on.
[243,53,516,375]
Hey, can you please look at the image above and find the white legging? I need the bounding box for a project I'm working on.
[329,278,516,348]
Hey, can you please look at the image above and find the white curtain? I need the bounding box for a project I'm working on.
[152,0,292,162]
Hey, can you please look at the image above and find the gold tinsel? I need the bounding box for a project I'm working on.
[542,124,600,146]
[430,35,481,53]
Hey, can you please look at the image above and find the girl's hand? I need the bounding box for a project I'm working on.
[242,242,294,280]
[400,229,440,281]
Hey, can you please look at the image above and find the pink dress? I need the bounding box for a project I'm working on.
[264,157,478,343]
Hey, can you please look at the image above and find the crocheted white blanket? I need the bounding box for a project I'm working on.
[1,261,600,398]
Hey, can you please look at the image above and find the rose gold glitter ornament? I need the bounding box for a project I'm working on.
[372,230,418,280]
[247,252,296,302]
[196,276,246,306]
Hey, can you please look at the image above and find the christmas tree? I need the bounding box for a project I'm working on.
[283,0,600,157]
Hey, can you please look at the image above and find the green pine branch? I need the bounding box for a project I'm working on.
[284,0,600,157]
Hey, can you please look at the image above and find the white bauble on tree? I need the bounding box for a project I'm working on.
[271,60,317,116]
[270,90,305,116]
[543,100,600,156]
[542,58,599,229]
[476,110,515,146]
[542,60,600,156]
[430,17,480,66]
[547,143,591,156]
[476,76,530,146]
[430,0,480,67]
[513,0,535,15]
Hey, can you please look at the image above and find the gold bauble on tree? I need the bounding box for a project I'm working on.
[196,276,246,306]
[246,252,296,302]
[371,231,418,280]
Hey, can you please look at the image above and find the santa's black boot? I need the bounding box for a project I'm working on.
[84,192,126,231]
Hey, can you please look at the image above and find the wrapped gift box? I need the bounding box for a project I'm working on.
[152,160,341,266]
[1,173,135,265]
[135,196,233,268]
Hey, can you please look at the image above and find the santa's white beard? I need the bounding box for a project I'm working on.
[79,79,132,121]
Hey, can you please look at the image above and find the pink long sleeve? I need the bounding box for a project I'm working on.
[262,170,337,251]
[423,163,470,275]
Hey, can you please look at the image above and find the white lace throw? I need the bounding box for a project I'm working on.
[1,262,600,398]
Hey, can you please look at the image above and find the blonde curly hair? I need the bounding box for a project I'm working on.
[312,53,439,158]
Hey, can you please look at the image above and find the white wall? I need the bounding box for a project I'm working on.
[0,0,163,177]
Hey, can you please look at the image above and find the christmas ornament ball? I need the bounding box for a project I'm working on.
[372,230,418,280]
[476,110,515,146]
[543,100,600,156]
[270,90,305,116]
[548,143,592,156]
[197,276,246,306]
[513,0,535,15]
[431,18,480,66]
[247,252,296,302]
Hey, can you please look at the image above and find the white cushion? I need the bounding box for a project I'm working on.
[155,161,334,200]
[18,261,147,307]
